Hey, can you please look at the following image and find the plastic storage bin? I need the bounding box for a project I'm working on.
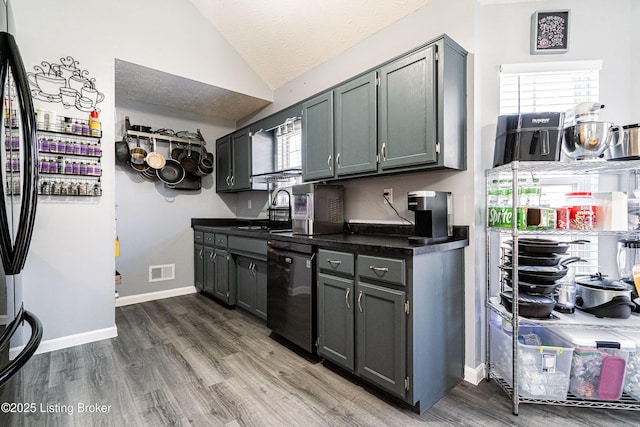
[490,321,574,400]
[614,331,640,401]
[555,329,634,401]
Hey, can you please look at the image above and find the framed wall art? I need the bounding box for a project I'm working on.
[530,10,570,55]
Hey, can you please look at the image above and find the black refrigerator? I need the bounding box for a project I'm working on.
[0,0,42,391]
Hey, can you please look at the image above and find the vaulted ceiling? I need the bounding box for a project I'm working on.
[188,0,434,90]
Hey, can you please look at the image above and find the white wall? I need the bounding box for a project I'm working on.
[12,0,272,346]
[114,100,236,298]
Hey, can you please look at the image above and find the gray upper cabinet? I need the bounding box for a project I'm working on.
[215,127,252,192]
[334,73,378,176]
[215,135,232,192]
[378,45,437,170]
[302,91,334,181]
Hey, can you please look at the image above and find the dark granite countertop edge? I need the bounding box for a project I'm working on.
[193,219,469,255]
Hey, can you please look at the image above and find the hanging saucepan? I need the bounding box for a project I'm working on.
[130,135,147,166]
[157,142,185,185]
[195,144,214,176]
[179,143,199,173]
[115,135,130,164]
[145,137,166,170]
[505,238,590,255]
[500,256,585,284]
[171,144,183,160]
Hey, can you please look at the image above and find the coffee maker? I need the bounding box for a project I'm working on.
[407,191,452,244]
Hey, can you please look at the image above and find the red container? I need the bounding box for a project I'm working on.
[556,207,570,230]
[566,192,597,230]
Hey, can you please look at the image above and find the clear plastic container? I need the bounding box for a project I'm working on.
[566,191,596,230]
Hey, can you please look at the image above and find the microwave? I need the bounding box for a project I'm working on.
[292,184,344,235]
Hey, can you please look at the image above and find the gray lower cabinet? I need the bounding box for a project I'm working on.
[355,281,406,397]
[317,273,354,371]
[194,231,204,292]
[317,247,465,414]
[235,257,267,320]
[203,246,215,295]
[213,248,233,303]
[229,235,268,320]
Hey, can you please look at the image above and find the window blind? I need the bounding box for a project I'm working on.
[499,60,602,115]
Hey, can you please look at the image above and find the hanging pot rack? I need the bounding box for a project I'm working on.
[124,129,206,147]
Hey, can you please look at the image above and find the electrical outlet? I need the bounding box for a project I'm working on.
[248,199,252,209]
[383,188,393,204]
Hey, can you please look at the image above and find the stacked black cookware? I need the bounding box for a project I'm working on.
[499,238,585,319]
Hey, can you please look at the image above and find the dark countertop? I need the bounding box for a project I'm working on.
[192,218,469,257]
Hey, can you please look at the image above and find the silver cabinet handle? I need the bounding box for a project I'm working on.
[381,143,387,161]
[327,259,342,268]
[230,176,235,186]
[327,154,332,171]
[345,288,351,309]
[210,252,215,260]
[369,265,389,273]
[357,290,363,312]
[336,153,341,168]
[225,176,231,186]
[199,249,203,258]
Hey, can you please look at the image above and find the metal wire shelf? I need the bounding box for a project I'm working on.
[489,371,640,411]
[486,160,640,177]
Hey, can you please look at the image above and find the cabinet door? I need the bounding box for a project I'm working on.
[231,128,251,191]
[356,282,406,398]
[216,135,232,192]
[235,256,254,312]
[318,273,355,371]
[254,260,268,320]
[194,243,204,291]
[335,73,378,176]
[378,45,437,170]
[203,246,216,295]
[214,249,232,303]
[302,92,334,181]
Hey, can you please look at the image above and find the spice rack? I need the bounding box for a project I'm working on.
[35,121,103,197]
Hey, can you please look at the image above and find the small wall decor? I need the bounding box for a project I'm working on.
[27,56,104,112]
[530,10,570,55]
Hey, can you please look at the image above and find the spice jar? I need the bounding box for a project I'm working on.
[566,191,597,230]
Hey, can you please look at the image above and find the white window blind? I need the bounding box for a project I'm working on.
[275,118,301,171]
[499,60,602,114]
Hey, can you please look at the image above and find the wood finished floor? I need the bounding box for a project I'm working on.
[3,293,639,426]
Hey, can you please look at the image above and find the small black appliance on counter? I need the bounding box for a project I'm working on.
[493,112,564,167]
[407,191,452,244]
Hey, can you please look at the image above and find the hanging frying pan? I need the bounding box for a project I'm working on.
[157,142,185,185]
[178,143,199,172]
[145,137,166,170]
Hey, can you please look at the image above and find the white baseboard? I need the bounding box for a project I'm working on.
[10,326,118,358]
[464,363,486,385]
[115,286,197,307]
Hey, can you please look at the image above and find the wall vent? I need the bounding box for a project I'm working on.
[149,264,175,282]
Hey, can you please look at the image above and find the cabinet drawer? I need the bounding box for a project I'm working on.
[194,231,204,243]
[204,233,215,245]
[318,249,354,276]
[229,236,267,258]
[214,234,228,248]
[357,255,405,286]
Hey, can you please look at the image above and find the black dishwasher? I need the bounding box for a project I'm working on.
[267,239,316,353]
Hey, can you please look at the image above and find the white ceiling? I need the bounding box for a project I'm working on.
[189,0,434,90]
[116,0,435,122]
